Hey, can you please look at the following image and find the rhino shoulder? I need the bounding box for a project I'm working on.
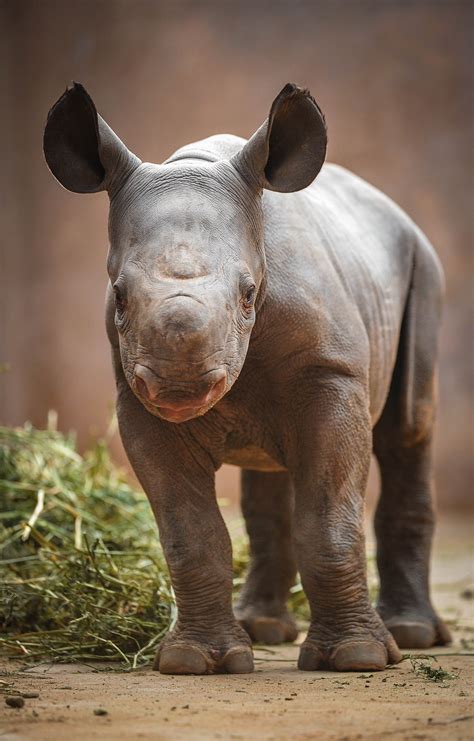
[314,163,420,234]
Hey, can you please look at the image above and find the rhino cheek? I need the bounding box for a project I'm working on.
[223,326,252,387]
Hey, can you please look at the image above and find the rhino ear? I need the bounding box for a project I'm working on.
[43,82,141,195]
[232,83,327,193]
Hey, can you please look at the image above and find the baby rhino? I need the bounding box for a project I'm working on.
[44,82,450,674]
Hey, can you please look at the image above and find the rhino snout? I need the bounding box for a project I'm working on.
[133,364,227,422]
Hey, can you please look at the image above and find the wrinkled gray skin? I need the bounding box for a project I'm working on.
[44,83,451,675]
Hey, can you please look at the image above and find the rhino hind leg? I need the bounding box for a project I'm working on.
[373,435,451,648]
[234,470,299,645]
[373,238,451,649]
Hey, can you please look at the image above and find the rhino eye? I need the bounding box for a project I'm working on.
[113,284,126,313]
[242,285,256,310]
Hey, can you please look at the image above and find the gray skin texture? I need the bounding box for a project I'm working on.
[44,83,451,675]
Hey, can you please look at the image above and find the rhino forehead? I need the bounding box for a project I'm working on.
[108,173,262,277]
[111,161,261,232]
[154,242,212,281]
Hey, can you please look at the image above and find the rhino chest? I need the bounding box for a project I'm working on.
[222,430,286,472]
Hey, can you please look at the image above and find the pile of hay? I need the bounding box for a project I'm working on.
[0,417,178,669]
[0,417,311,669]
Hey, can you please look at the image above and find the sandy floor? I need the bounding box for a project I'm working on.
[1,517,473,741]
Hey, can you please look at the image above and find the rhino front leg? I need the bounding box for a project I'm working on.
[289,377,401,672]
[235,470,298,644]
[116,381,253,675]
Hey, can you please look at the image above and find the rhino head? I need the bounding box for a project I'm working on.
[44,83,327,422]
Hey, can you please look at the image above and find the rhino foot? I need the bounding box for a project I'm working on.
[235,605,298,645]
[239,615,298,645]
[383,613,451,649]
[298,627,401,672]
[154,628,254,675]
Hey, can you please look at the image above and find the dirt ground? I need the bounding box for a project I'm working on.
[1,517,473,741]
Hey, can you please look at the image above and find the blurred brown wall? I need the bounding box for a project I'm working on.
[1,0,472,509]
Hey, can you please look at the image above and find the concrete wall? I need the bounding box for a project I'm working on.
[1,0,472,509]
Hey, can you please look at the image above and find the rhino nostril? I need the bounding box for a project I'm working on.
[206,372,226,403]
[134,364,161,402]
[134,375,149,399]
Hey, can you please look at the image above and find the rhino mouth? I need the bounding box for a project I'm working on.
[136,372,228,423]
